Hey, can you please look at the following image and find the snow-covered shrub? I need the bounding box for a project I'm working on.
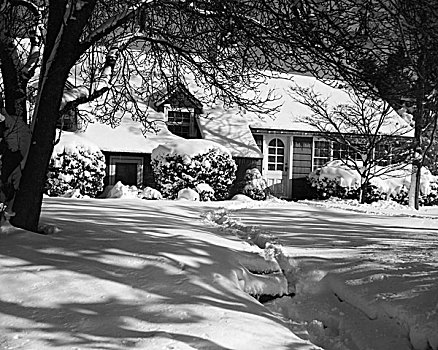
[196,183,215,201]
[308,177,348,200]
[151,139,237,200]
[309,160,438,205]
[45,134,106,197]
[178,188,200,201]
[241,168,268,200]
[423,182,438,206]
[391,183,438,206]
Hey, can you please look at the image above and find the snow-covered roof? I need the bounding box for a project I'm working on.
[75,117,183,154]
[197,109,262,159]
[70,72,412,157]
[247,73,413,136]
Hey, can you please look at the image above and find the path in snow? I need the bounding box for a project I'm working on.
[213,200,438,350]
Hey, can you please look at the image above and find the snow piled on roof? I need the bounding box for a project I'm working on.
[248,73,413,136]
[76,117,183,154]
[197,110,262,158]
[53,131,101,155]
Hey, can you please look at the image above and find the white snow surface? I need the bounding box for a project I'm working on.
[0,198,437,350]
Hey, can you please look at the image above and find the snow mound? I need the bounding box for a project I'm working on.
[177,188,200,201]
[105,182,139,199]
[231,194,254,202]
[139,187,163,200]
[61,188,90,199]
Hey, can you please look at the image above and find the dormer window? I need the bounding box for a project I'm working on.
[152,82,203,139]
[165,107,201,138]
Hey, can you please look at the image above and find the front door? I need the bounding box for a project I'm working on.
[292,137,313,199]
[115,162,138,186]
[265,136,289,198]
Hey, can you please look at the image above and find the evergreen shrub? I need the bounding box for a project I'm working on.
[45,147,106,197]
[151,148,237,200]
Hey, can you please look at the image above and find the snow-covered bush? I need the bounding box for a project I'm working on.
[45,134,106,197]
[241,168,268,200]
[308,161,438,205]
[391,183,438,206]
[151,139,237,200]
[196,183,215,201]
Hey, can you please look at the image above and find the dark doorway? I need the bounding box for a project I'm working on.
[115,163,138,186]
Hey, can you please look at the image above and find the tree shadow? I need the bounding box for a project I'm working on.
[0,198,305,350]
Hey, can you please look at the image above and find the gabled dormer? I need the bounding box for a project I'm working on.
[153,83,203,139]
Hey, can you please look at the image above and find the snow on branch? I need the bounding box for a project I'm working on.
[60,46,119,115]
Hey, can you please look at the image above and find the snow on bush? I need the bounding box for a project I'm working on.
[45,133,106,198]
[240,168,268,200]
[309,161,438,205]
[151,139,237,200]
[195,183,215,201]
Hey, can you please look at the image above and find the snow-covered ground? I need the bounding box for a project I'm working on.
[1,197,437,350]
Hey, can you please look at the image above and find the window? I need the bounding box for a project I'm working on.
[313,140,330,170]
[375,143,391,166]
[167,111,191,138]
[165,109,201,138]
[268,138,285,171]
[332,142,361,161]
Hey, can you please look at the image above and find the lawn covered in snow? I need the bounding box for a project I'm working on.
[1,197,437,350]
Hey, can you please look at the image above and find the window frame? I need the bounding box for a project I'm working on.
[267,138,285,171]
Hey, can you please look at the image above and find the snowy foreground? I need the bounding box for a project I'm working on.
[0,198,437,350]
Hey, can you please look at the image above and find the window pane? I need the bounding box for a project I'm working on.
[268,164,275,170]
[277,164,284,171]
[268,156,276,162]
[269,139,277,147]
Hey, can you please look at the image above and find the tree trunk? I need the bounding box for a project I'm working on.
[414,161,422,209]
[11,72,68,231]
[408,158,422,210]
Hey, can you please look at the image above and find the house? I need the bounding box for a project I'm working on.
[63,73,411,200]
